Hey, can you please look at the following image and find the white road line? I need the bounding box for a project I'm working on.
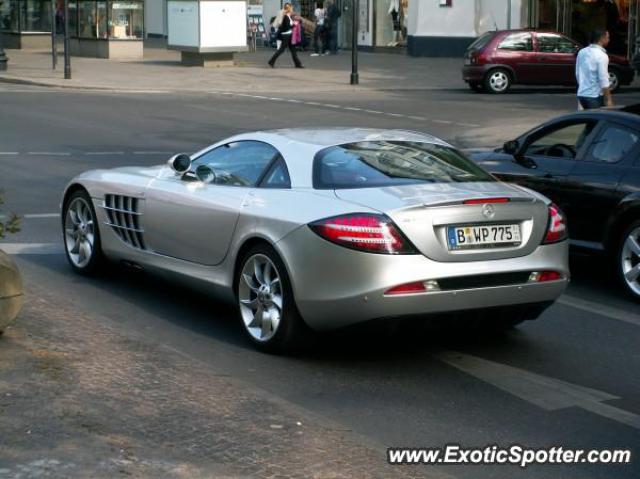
[85,152,124,156]
[133,151,174,155]
[407,116,426,121]
[431,119,453,125]
[27,152,71,156]
[0,152,19,155]
[364,110,383,114]
[343,107,363,111]
[304,102,324,106]
[0,243,63,255]
[558,295,640,327]
[322,104,341,108]
[386,113,405,118]
[22,213,59,219]
[458,122,481,127]
[436,351,640,431]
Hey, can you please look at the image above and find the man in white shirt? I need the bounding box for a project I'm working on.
[311,2,327,56]
[576,29,613,109]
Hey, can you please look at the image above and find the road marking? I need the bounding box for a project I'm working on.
[85,151,124,156]
[27,152,71,156]
[386,113,405,118]
[407,116,426,121]
[0,243,63,255]
[343,107,363,111]
[458,122,482,128]
[22,213,59,219]
[431,119,453,125]
[0,152,18,155]
[436,351,640,431]
[133,151,174,155]
[364,110,383,114]
[559,295,640,327]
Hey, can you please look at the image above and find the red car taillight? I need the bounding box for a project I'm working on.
[542,204,568,244]
[309,213,417,254]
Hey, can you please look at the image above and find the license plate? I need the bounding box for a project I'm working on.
[447,224,521,250]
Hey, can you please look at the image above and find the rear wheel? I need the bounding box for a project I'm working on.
[617,220,640,301]
[484,68,511,94]
[608,68,621,93]
[62,189,105,275]
[236,244,310,352]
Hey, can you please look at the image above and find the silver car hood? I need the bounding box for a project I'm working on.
[335,182,549,263]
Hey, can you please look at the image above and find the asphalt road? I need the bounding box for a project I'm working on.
[1,83,640,479]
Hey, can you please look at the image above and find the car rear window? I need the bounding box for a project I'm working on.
[467,32,494,51]
[313,141,495,189]
[497,32,533,51]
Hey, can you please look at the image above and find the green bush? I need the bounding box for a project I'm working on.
[0,191,20,239]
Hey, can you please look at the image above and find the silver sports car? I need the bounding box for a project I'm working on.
[62,128,569,351]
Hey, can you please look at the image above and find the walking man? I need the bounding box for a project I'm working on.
[576,29,613,109]
[268,3,304,69]
[311,2,327,56]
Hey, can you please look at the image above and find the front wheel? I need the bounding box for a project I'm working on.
[62,189,105,275]
[617,220,640,301]
[484,69,511,94]
[236,244,309,352]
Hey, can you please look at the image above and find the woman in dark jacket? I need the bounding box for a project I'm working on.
[268,3,304,68]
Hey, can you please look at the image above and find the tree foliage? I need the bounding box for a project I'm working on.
[0,191,20,239]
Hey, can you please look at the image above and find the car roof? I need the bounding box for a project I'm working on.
[228,128,450,149]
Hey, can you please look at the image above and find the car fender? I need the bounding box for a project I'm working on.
[605,193,640,249]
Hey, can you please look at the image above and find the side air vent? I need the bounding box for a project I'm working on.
[102,194,146,250]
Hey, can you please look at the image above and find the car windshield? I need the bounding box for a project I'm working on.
[467,32,494,51]
[313,141,495,189]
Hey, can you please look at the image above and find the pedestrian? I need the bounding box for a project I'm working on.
[311,2,328,56]
[575,29,613,110]
[268,3,304,69]
[326,0,341,54]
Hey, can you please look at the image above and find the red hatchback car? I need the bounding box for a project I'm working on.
[462,29,635,94]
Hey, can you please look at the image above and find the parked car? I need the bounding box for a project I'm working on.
[463,29,635,94]
[470,108,640,299]
[61,128,569,352]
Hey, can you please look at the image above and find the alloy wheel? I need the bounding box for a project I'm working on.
[488,71,509,93]
[608,71,620,92]
[64,197,96,269]
[621,226,640,297]
[238,254,284,342]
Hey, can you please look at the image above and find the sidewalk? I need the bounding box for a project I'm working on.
[0,273,444,479]
[0,40,464,94]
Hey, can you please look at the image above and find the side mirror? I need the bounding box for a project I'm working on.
[168,153,191,174]
[503,140,520,155]
[195,164,216,184]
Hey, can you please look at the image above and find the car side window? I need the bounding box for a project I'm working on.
[259,157,292,189]
[497,32,533,52]
[525,121,596,160]
[585,125,639,164]
[537,33,577,54]
[191,141,279,187]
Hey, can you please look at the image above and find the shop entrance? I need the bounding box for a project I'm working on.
[530,0,640,57]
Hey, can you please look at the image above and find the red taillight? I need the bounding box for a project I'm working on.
[309,213,416,254]
[463,197,510,205]
[543,204,568,244]
[529,271,563,282]
[385,281,427,295]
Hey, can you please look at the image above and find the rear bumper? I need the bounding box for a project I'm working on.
[462,65,488,83]
[278,226,569,331]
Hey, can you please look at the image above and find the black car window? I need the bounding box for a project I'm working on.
[585,125,639,164]
[468,32,494,51]
[259,157,292,188]
[525,121,596,160]
[537,33,577,54]
[313,141,495,189]
[497,32,533,52]
[191,141,279,187]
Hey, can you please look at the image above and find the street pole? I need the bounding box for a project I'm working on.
[51,0,57,69]
[63,0,70,79]
[507,0,512,29]
[350,0,359,85]
[0,0,8,72]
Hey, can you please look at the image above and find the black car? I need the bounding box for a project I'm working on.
[471,108,640,300]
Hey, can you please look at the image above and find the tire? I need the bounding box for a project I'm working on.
[608,68,621,93]
[62,189,105,275]
[236,243,310,353]
[468,82,484,93]
[616,220,640,301]
[484,68,512,94]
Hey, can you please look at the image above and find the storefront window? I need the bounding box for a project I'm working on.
[1,0,20,32]
[78,0,96,38]
[109,1,143,39]
[68,1,78,36]
[19,0,52,32]
[374,0,407,47]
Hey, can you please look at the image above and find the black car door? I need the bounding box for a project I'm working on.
[563,121,640,246]
[508,119,598,208]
